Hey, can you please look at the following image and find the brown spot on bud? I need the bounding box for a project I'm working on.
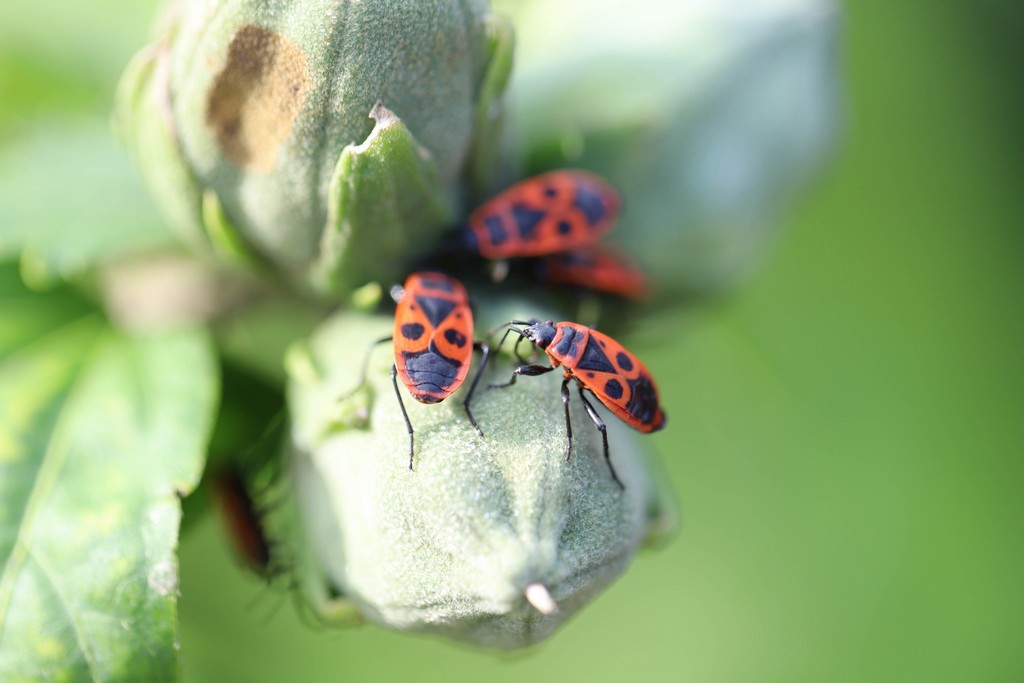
[206,25,309,172]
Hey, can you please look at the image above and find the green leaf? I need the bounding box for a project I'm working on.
[0,0,160,139]
[0,51,105,142]
[213,297,328,388]
[0,266,218,681]
[311,103,457,295]
[0,0,160,98]
[0,122,175,287]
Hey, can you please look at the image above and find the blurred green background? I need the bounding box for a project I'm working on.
[3,1,1022,681]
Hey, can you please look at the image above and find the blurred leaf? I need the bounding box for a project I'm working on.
[0,0,159,93]
[0,0,160,141]
[0,122,174,287]
[213,298,329,388]
[0,52,104,141]
[0,264,218,681]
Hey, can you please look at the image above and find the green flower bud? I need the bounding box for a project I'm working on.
[284,310,673,648]
[118,0,513,294]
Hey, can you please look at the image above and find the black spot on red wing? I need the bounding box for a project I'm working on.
[575,338,616,373]
[483,214,507,246]
[585,372,595,379]
[552,326,582,358]
[574,185,607,227]
[512,202,546,240]
[414,295,456,327]
[543,186,558,197]
[400,323,425,340]
[443,328,467,348]
[603,378,624,400]
[626,374,661,425]
[615,351,634,372]
[461,226,479,251]
[557,220,572,235]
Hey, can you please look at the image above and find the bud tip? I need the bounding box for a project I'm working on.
[525,582,559,616]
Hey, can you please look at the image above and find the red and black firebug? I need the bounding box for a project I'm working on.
[355,271,489,469]
[491,319,666,488]
[463,170,620,260]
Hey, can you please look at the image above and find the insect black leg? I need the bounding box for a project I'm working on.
[490,327,515,358]
[561,377,574,463]
[391,363,415,470]
[462,341,490,437]
[485,321,537,352]
[490,325,525,357]
[489,363,555,389]
[512,334,534,364]
[578,387,624,490]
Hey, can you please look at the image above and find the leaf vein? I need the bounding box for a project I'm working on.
[0,327,105,633]
[26,547,102,683]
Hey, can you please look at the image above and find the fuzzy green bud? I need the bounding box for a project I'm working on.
[283,311,673,648]
[118,0,513,294]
